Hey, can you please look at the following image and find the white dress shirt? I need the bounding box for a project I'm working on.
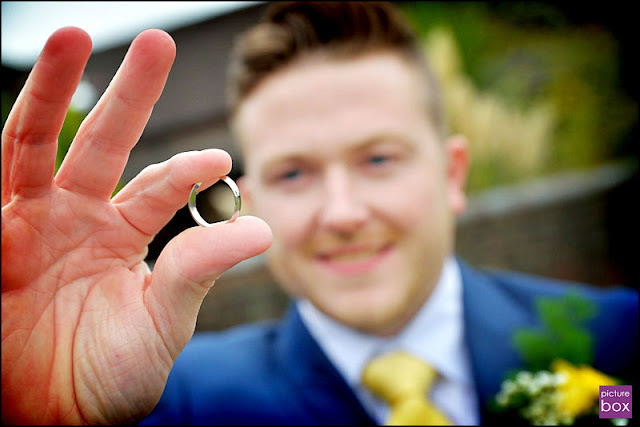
[297,257,480,425]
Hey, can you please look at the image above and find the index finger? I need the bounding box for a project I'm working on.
[1,27,92,205]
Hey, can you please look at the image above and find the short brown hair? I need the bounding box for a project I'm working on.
[227,1,445,138]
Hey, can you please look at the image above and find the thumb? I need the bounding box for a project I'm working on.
[145,215,272,356]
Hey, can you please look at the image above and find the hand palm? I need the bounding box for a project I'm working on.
[3,191,169,424]
[1,28,271,425]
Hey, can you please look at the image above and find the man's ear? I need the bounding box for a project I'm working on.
[445,134,469,216]
[236,175,253,216]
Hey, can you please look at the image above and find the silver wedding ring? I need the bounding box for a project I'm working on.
[188,176,241,227]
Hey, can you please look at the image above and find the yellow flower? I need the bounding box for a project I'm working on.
[551,359,618,418]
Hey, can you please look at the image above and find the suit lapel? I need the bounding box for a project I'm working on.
[458,259,533,419]
[273,261,542,423]
[275,305,376,425]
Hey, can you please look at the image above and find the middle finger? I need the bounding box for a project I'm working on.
[55,29,176,200]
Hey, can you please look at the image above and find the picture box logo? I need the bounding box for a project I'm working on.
[599,385,632,419]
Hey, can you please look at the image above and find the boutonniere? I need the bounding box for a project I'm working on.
[490,291,631,425]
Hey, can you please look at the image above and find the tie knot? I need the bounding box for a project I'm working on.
[362,351,437,403]
[361,351,452,425]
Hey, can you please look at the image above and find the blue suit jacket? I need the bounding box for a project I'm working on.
[141,260,638,425]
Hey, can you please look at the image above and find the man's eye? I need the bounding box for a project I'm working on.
[368,155,390,165]
[280,169,302,181]
[361,151,403,177]
[365,154,397,168]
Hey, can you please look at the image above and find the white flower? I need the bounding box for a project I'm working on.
[611,419,629,426]
[516,371,534,384]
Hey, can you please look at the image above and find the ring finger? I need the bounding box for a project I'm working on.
[55,29,176,200]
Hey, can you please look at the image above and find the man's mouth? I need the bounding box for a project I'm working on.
[315,244,393,275]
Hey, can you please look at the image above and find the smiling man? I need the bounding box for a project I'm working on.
[142,2,637,425]
[234,52,468,337]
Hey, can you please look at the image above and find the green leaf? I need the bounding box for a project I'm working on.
[513,290,597,370]
[513,330,555,371]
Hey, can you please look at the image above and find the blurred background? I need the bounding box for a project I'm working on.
[2,1,637,331]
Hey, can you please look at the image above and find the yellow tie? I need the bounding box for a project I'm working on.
[362,351,452,425]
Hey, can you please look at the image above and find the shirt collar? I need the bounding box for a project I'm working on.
[297,256,473,389]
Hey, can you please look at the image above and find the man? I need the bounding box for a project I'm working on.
[2,2,636,425]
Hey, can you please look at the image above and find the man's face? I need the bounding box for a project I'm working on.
[234,52,468,336]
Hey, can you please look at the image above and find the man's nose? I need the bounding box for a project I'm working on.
[317,167,369,233]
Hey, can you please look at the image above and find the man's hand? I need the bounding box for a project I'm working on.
[1,27,272,425]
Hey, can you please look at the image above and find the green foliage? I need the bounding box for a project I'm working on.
[399,2,636,192]
[513,291,597,371]
[2,90,15,126]
[56,108,85,173]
